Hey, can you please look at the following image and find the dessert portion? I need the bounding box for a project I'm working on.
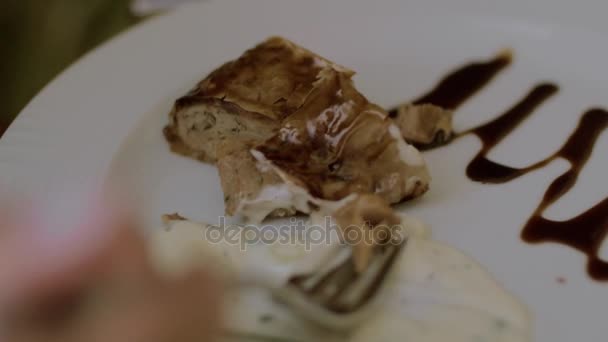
[164,37,431,221]
[164,36,353,164]
[157,39,531,341]
[254,68,430,208]
[390,103,454,148]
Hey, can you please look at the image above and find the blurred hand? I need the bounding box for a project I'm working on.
[0,198,222,342]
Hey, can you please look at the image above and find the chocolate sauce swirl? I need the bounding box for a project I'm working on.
[522,110,608,280]
[413,51,512,110]
[394,53,608,281]
[465,84,558,183]
[466,97,608,279]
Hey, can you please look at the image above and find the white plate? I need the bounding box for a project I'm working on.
[1,0,608,340]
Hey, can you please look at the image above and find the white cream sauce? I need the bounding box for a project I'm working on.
[149,216,530,342]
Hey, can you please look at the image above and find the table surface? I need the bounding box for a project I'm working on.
[0,0,140,137]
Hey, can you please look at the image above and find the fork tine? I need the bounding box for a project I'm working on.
[274,239,407,331]
[344,241,406,311]
[290,247,351,290]
[310,259,358,302]
[309,257,356,296]
[326,249,391,312]
[288,238,406,315]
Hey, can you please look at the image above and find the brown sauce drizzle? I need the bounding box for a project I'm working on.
[397,53,608,281]
[464,84,558,183]
[523,110,608,280]
[412,51,512,110]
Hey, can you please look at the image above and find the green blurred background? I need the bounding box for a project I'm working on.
[0,0,142,136]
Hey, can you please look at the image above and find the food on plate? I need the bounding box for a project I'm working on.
[150,219,243,279]
[216,143,297,218]
[254,67,430,207]
[349,235,531,342]
[164,37,431,221]
[154,209,530,342]
[333,194,402,272]
[164,36,351,164]
[161,212,187,224]
[390,103,454,148]
[160,37,530,341]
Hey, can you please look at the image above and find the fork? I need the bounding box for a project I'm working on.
[239,239,407,331]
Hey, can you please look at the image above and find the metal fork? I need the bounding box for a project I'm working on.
[240,239,407,331]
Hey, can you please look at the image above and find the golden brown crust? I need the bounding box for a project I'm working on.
[186,36,353,121]
[164,37,354,164]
